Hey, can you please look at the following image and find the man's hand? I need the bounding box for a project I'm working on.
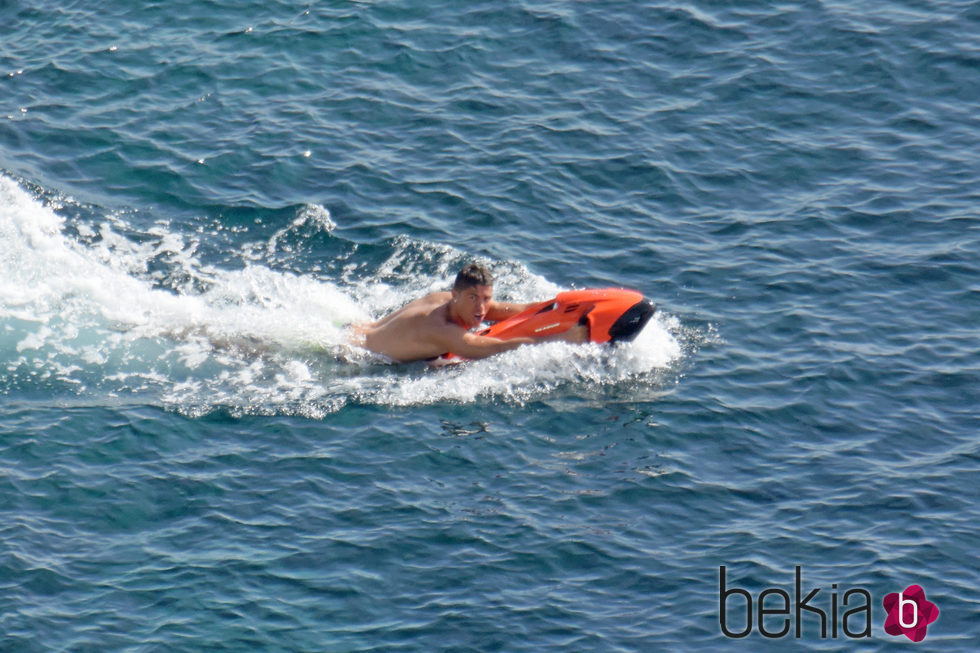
[558,324,589,344]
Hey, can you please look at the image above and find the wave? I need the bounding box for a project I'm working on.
[0,174,684,417]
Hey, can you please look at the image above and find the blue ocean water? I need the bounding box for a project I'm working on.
[1,0,978,650]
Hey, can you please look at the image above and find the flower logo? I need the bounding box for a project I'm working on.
[883,585,939,642]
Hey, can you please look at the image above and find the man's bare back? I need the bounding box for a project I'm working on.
[353,291,465,363]
[352,265,587,363]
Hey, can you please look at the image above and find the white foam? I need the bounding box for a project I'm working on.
[1,174,686,416]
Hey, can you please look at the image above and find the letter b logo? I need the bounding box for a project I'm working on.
[898,592,917,629]
[883,584,939,642]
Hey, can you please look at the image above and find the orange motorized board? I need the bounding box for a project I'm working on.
[444,288,655,360]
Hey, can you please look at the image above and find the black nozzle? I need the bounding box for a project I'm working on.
[607,299,656,343]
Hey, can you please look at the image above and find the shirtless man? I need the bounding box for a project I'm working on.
[354,263,588,363]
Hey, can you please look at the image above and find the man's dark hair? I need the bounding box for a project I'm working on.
[453,263,493,291]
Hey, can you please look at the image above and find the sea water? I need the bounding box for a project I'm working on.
[1,1,977,650]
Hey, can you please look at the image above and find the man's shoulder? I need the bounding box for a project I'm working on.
[422,291,452,302]
[395,291,449,315]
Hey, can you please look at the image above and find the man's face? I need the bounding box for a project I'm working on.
[452,284,493,328]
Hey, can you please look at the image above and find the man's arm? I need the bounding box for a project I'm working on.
[485,299,537,322]
[435,324,588,360]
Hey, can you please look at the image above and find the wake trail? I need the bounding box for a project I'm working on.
[1,174,685,417]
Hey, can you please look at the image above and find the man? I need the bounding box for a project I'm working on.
[354,263,588,363]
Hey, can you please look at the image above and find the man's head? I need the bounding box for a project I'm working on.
[453,263,493,293]
[451,263,493,328]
